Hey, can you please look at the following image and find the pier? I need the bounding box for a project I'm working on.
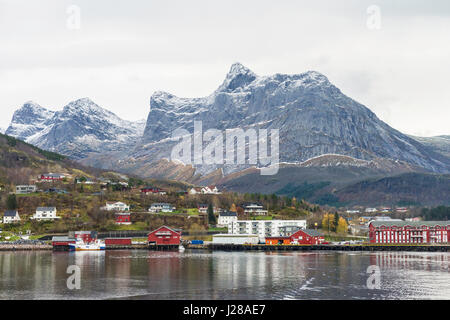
[191,243,450,252]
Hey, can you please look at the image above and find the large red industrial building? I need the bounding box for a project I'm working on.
[369,221,450,244]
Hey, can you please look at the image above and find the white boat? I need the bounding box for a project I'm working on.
[69,239,106,251]
[178,245,185,252]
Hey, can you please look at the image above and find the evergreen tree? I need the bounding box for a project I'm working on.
[333,212,339,232]
[207,204,216,225]
[6,194,17,210]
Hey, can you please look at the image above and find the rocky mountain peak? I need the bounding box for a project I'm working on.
[217,62,258,92]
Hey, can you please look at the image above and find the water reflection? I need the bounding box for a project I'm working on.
[0,250,448,300]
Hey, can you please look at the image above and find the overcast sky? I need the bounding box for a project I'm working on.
[0,0,449,136]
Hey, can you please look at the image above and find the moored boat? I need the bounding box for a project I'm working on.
[69,239,106,251]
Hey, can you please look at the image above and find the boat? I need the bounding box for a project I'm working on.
[178,245,185,252]
[69,239,106,251]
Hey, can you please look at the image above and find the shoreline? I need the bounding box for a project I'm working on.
[1,243,449,252]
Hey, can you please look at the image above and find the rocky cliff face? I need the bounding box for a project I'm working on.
[132,63,449,175]
[6,98,145,159]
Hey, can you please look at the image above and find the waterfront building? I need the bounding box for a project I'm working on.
[228,219,307,242]
[212,234,259,245]
[148,226,181,246]
[71,231,98,243]
[368,221,450,244]
[266,229,324,245]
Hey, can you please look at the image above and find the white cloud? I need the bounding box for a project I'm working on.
[0,0,449,136]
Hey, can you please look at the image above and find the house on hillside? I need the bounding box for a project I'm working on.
[39,173,66,181]
[2,210,21,224]
[243,203,268,216]
[15,185,37,194]
[31,207,60,221]
[198,204,221,215]
[141,187,167,195]
[102,201,130,211]
[217,211,238,228]
[115,212,131,225]
[149,203,175,213]
[189,186,220,195]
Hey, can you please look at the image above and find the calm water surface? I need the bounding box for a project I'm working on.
[0,250,449,300]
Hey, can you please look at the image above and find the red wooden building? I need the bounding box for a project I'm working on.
[266,229,324,245]
[141,187,166,195]
[115,212,131,225]
[148,226,182,246]
[105,238,132,246]
[369,221,450,244]
[52,236,76,250]
[73,231,97,243]
[40,173,65,181]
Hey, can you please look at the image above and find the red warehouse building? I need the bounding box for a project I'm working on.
[266,229,324,245]
[115,212,132,225]
[148,226,182,246]
[105,238,132,246]
[369,221,450,244]
[52,236,76,250]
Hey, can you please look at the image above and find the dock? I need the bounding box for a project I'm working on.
[0,244,52,251]
[189,243,450,252]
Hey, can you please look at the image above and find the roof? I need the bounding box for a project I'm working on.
[151,203,172,206]
[115,212,131,215]
[301,229,323,237]
[220,211,237,217]
[4,210,18,217]
[150,225,181,235]
[36,207,56,211]
[52,236,75,242]
[369,221,450,228]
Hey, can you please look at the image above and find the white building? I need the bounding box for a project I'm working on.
[189,186,220,195]
[31,207,60,221]
[102,201,130,211]
[346,209,360,214]
[16,185,37,195]
[365,208,378,213]
[3,210,21,224]
[212,234,259,245]
[217,211,238,227]
[243,203,268,216]
[228,219,307,242]
[148,203,175,213]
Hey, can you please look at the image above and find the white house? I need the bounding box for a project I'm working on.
[16,185,37,195]
[217,211,238,227]
[102,201,130,211]
[228,219,307,242]
[31,207,60,221]
[189,186,220,195]
[346,209,360,214]
[198,204,221,215]
[148,203,175,213]
[365,208,378,213]
[243,203,268,216]
[3,210,21,224]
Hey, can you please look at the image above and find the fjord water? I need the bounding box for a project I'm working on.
[0,250,449,300]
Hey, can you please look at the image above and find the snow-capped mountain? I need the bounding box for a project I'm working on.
[6,98,145,159]
[5,102,55,141]
[122,62,449,177]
